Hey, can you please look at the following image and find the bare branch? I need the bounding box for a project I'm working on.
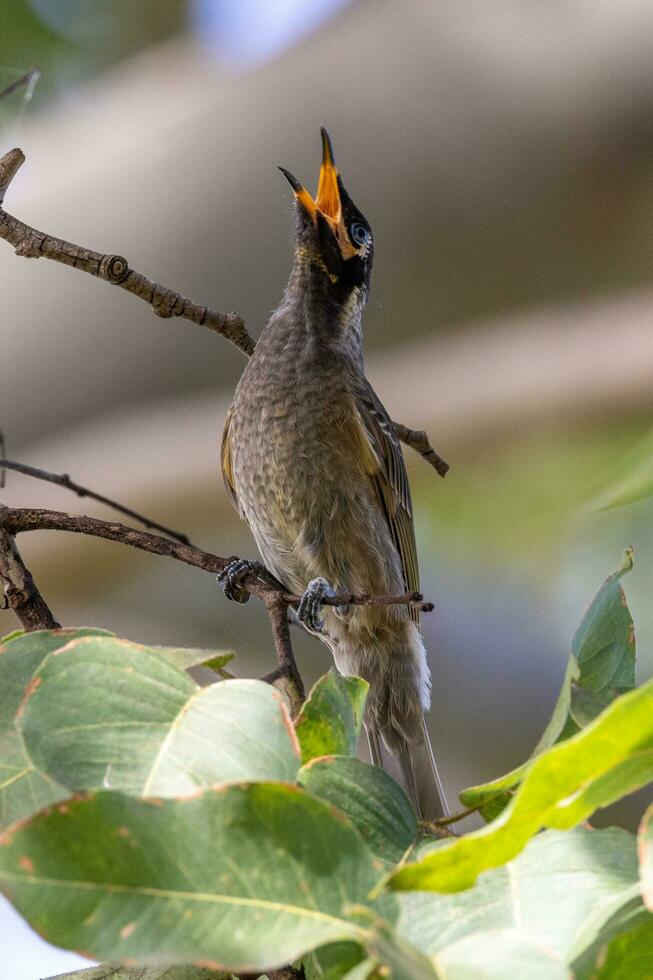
[0,513,59,631]
[391,421,449,477]
[1,507,435,615]
[263,595,306,717]
[0,458,192,546]
[0,149,255,357]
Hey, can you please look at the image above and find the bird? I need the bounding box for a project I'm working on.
[219,128,448,819]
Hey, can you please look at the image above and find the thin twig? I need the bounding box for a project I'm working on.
[264,595,306,717]
[422,802,483,830]
[0,148,448,471]
[0,69,39,105]
[0,149,255,356]
[0,458,192,546]
[0,524,59,631]
[0,429,5,490]
[391,421,449,478]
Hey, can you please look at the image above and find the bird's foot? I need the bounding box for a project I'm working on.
[217,558,273,604]
[297,577,336,633]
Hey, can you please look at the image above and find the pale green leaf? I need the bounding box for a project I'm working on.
[19,637,300,794]
[0,628,111,829]
[0,786,395,971]
[432,930,571,979]
[398,827,642,965]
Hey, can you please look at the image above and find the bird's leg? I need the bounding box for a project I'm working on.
[217,558,281,604]
[297,577,336,633]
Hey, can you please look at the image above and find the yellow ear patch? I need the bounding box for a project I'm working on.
[296,245,339,284]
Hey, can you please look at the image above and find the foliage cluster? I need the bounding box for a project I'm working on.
[0,554,651,979]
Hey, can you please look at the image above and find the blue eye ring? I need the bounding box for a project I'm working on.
[350,222,370,247]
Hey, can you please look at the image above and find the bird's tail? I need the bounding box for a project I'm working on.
[366,717,449,821]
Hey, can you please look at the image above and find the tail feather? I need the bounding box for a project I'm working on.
[366,717,448,821]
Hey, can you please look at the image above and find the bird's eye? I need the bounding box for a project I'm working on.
[350,222,370,247]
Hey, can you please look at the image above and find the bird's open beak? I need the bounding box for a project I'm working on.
[279,127,342,228]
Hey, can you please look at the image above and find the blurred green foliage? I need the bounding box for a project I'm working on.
[0,0,187,110]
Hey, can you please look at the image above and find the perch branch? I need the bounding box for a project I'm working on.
[0,508,435,614]
[0,149,255,356]
[0,148,448,474]
[0,517,59,631]
[0,507,436,714]
[0,458,192,546]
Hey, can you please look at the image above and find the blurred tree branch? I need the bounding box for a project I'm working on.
[0,457,193,545]
[0,69,39,105]
[0,147,448,478]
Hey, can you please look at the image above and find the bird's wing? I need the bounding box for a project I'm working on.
[220,406,239,511]
[353,382,420,611]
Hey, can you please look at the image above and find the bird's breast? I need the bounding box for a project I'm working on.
[229,345,365,529]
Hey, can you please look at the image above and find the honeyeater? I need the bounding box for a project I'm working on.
[219,129,447,819]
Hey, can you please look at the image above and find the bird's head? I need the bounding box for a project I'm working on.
[280,128,374,303]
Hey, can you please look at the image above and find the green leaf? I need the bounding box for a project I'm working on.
[0,628,112,829]
[569,546,635,700]
[197,652,235,676]
[0,629,24,644]
[153,647,234,674]
[594,919,653,979]
[362,919,438,980]
[432,930,570,979]
[295,670,368,764]
[299,756,417,866]
[461,551,636,819]
[341,959,379,980]
[0,785,396,971]
[639,803,653,910]
[19,637,300,794]
[389,679,653,893]
[398,827,642,965]
[570,890,652,979]
[0,627,114,728]
[302,941,367,980]
[0,726,67,835]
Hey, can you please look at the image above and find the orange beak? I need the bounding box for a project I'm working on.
[279,127,342,228]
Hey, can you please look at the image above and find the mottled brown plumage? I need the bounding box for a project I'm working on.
[221,130,447,817]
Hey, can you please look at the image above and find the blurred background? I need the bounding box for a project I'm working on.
[2,1,653,975]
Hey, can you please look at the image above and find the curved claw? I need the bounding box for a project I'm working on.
[217,558,264,604]
[297,577,336,633]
